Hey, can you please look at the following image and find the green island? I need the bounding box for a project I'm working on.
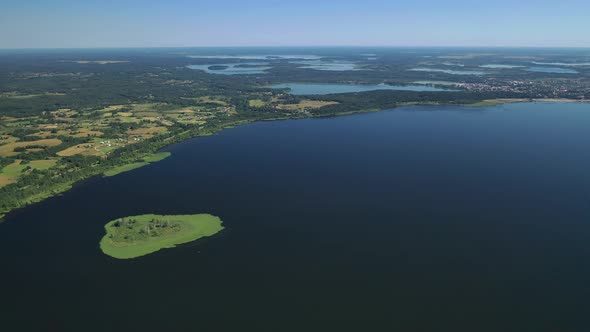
[100,214,224,259]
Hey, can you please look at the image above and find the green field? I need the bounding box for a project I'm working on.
[100,214,224,259]
[1,161,26,177]
[248,99,266,107]
[0,159,58,188]
[28,159,57,170]
[142,152,171,163]
[103,152,171,177]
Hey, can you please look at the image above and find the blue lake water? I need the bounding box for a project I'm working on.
[410,68,486,75]
[270,83,455,95]
[292,60,359,71]
[442,62,465,67]
[480,64,525,69]
[2,102,590,331]
[526,66,579,74]
[187,62,271,75]
[188,54,322,60]
[532,61,590,67]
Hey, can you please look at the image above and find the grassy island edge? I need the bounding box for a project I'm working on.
[99,213,224,259]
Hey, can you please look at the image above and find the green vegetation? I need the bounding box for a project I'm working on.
[100,214,224,259]
[0,159,58,188]
[248,99,266,107]
[103,162,149,177]
[142,152,171,163]
[465,99,530,107]
[28,159,58,170]
[1,161,26,177]
[103,152,171,177]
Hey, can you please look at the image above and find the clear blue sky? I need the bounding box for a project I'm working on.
[1,0,589,48]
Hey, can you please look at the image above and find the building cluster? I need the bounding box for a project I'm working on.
[453,79,589,99]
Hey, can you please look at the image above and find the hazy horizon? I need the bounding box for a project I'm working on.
[2,45,590,51]
[1,0,589,49]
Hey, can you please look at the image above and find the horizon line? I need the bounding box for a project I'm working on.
[1,45,590,51]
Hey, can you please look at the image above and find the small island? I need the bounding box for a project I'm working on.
[99,214,224,259]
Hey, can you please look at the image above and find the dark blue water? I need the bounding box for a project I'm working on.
[187,62,271,75]
[2,102,590,331]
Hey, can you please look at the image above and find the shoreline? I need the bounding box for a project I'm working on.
[466,98,589,107]
[1,97,587,220]
[530,98,590,103]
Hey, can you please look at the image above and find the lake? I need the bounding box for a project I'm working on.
[270,83,455,95]
[187,62,271,75]
[188,54,322,60]
[291,60,359,71]
[2,102,590,331]
[410,67,486,75]
[532,61,590,67]
[480,64,525,69]
[526,66,579,74]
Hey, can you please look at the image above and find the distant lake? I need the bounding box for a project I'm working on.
[187,62,271,75]
[292,60,359,71]
[526,66,579,74]
[188,54,322,60]
[270,83,455,95]
[480,64,525,69]
[3,102,590,331]
[442,62,465,67]
[409,68,486,75]
[532,61,590,67]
